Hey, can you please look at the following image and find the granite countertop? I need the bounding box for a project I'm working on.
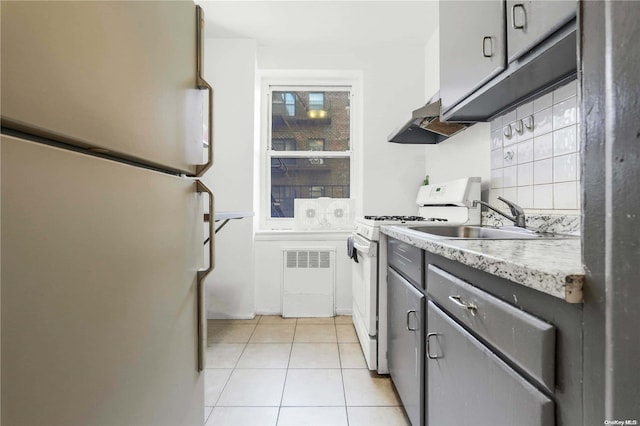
[381,225,584,303]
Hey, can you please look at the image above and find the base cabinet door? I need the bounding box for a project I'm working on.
[427,301,554,426]
[387,267,424,426]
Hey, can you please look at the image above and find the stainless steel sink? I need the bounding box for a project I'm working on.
[408,225,574,240]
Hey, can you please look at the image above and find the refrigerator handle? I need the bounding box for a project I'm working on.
[196,5,213,177]
[196,180,214,371]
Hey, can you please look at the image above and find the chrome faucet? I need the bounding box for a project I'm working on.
[473,197,526,228]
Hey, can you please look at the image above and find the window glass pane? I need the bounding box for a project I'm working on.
[271,157,350,218]
[309,93,324,110]
[271,90,350,151]
[308,139,325,151]
[272,138,297,151]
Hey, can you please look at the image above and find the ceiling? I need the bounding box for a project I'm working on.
[195,1,439,48]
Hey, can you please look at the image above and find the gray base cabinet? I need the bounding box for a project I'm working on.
[387,267,424,426]
[427,300,554,426]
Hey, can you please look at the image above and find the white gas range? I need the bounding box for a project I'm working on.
[349,177,481,373]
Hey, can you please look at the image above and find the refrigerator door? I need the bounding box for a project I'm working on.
[1,1,207,176]
[1,135,206,426]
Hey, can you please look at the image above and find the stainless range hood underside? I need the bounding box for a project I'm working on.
[388,99,468,144]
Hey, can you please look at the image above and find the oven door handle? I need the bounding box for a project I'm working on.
[353,241,371,253]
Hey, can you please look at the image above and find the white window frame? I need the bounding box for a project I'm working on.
[258,71,363,231]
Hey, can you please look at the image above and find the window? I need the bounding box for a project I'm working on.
[272,92,296,117]
[263,83,355,227]
[309,93,325,110]
[308,139,325,151]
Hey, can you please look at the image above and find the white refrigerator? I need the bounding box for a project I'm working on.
[1,2,214,425]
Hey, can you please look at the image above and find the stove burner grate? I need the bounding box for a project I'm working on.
[363,215,448,223]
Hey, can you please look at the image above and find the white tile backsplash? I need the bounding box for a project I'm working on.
[533,92,553,112]
[553,97,578,129]
[534,184,554,209]
[503,165,518,187]
[490,79,580,213]
[491,168,504,189]
[553,126,578,156]
[533,107,553,137]
[534,158,553,185]
[553,153,578,182]
[517,185,534,209]
[517,162,534,186]
[517,139,534,164]
[503,146,517,167]
[534,133,554,160]
[491,130,503,150]
[554,181,578,209]
[491,149,504,169]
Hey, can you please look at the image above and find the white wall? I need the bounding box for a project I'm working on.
[201,39,257,319]
[423,21,492,198]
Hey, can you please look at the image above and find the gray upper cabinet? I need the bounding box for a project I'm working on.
[439,0,577,121]
[439,0,506,113]
[506,0,577,63]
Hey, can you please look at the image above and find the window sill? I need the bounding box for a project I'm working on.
[255,229,353,241]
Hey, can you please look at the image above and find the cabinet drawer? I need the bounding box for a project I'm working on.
[427,301,554,426]
[388,239,422,288]
[427,265,555,392]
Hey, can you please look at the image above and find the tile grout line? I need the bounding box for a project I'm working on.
[275,318,297,425]
[208,319,257,410]
[335,321,351,426]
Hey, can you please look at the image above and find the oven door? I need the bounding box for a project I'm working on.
[350,232,378,370]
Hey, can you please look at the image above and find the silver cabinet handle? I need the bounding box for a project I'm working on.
[427,332,442,359]
[196,6,213,177]
[523,115,534,131]
[482,36,493,58]
[503,124,513,138]
[511,3,526,30]
[448,295,478,315]
[406,310,417,331]
[514,119,524,135]
[196,180,215,371]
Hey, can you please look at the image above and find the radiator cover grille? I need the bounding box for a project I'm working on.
[286,250,331,269]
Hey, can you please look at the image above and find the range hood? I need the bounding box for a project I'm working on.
[388,95,469,144]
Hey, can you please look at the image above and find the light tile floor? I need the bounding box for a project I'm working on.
[204,315,410,426]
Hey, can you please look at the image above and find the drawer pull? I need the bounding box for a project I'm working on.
[482,36,493,58]
[511,3,526,30]
[427,332,442,359]
[406,310,418,331]
[448,295,478,316]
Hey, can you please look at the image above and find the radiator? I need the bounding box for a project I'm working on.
[282,248,336,317]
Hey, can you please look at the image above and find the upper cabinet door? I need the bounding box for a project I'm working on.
[506,0,576,64]
[439,0,506,113]
[1,1,203,175]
